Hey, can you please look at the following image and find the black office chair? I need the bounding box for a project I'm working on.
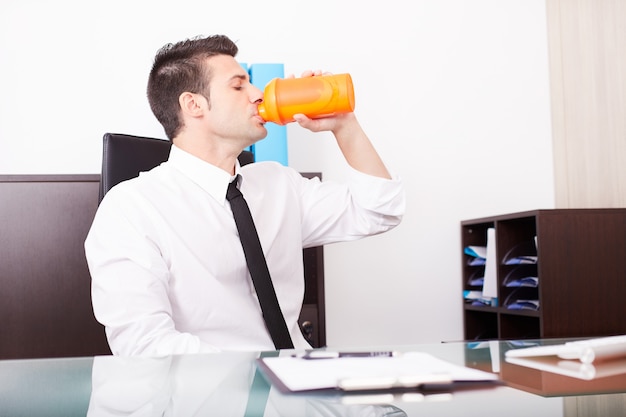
[99,132,254,203]
[97,133,325,347]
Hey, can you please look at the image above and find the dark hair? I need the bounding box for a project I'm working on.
[147,34,239,140]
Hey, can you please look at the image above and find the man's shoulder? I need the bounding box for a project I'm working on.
[242,160,301,176]
[103,163,171,201]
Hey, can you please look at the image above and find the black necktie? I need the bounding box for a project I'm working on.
[226,178,294,349]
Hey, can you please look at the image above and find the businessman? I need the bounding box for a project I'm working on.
[85,34,405,356]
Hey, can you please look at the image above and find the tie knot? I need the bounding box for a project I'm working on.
[226,179,242,202]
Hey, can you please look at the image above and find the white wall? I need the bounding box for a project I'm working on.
[0,0,555,347]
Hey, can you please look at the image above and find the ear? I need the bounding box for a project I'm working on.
[179,92,206,118]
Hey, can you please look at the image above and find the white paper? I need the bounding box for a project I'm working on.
[489,340,501,373]
[482,227,498,298]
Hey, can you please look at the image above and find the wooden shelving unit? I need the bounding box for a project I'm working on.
[461,209,626,340]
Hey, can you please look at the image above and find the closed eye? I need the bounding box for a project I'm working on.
[230,74,249,92]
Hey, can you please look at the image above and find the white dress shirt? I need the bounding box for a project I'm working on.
[85,145,405,356]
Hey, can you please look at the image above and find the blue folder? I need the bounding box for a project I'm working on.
[248,63,288,166]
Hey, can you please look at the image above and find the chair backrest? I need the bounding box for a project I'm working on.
[99,133,254,203]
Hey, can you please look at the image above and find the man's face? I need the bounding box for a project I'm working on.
[202,55,267,147]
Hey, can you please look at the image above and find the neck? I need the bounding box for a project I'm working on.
[173,135,240,175]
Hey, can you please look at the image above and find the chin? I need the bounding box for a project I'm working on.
[255,125,268,139]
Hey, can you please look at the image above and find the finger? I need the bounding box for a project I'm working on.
[293,113,310,123]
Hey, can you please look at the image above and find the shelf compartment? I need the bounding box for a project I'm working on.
[500,313,540,339]
[464,309,498,341]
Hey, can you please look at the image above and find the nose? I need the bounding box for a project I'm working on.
[251,85,264,104]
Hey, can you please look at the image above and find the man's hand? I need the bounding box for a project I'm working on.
[293,111,353,133]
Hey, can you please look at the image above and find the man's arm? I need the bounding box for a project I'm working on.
[85,189,220,357]
[289,69,391,179]
[294,112,391,179]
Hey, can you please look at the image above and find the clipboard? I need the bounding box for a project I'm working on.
[256,351,500,393]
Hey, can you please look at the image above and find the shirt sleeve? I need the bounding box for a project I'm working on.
[85,184,220,357]
[298,165,406,248]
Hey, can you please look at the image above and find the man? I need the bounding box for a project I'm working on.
[85,34,405,356]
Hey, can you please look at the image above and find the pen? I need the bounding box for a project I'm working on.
[296,350,401,360]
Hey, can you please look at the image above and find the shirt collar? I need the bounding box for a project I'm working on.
[167,144,242,206]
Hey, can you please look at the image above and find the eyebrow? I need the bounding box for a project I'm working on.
[229,74,249,83]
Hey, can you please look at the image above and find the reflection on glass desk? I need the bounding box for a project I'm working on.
[1,339,625,416]
[466,338,626,397]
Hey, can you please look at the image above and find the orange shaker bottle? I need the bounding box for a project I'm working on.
[258,73,355,125]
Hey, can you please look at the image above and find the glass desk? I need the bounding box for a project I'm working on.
[1,339,625,416]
